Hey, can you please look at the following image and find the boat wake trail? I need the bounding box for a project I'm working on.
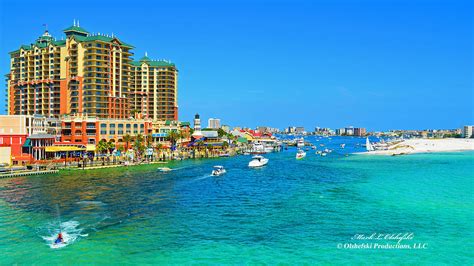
[40,220,88,249]
[193,174,213,181]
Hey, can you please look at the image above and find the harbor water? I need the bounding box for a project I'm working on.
[0,137,472,264]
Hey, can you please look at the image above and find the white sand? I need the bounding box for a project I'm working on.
[360,138,474,155]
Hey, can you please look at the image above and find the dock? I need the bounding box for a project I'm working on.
[0,170,59,178]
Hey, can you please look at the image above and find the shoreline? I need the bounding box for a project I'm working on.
[1,153,239,178]
[356,138,474,156]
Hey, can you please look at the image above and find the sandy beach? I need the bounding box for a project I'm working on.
[360,138,474,155]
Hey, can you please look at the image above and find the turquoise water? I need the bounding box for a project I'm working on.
[0,137,473,264]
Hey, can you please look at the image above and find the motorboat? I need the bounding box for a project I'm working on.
[211,165,226,176]
[340,144,345,149]
[296,149,306,159]
[296,138,305,148]
[250,143,266,154]
[158,167,172,172]
[321,152,327,156]
[248,155,269,168]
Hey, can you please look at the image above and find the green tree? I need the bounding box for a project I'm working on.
[107,140,116,153]
[96,140,108,155]
[217,128,226,138]
[134,134,145,155]
[167,130,180,147]
[222,141,229,149]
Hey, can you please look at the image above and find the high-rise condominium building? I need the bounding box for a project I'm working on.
[6,22,178,121]
[130,53,178,121]
[208,118,221,129]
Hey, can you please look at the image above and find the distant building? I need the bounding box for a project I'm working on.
[463,126,473,138]
[336,128,346,136]
[295,127,305,134]
[354,128,366,137]
[345,127,354,136]
[257,126,279,134]
[314,127,332,135]
[208,118,221,129]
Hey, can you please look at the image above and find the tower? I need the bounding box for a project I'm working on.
[194,113,201,131]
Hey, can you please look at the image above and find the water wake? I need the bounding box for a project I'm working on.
[193,174,213,181]
[41,220,88,249]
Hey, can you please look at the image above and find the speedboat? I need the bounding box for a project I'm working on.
[340,143,345,149]
[158,167,172,172]
[211,165,226,176]
[248,155,269,168]
[296,138,304,148]
[296,149,306,159]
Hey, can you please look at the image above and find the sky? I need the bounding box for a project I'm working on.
[0,0,472,131]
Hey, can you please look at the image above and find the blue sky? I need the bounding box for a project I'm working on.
[0,0,472,131]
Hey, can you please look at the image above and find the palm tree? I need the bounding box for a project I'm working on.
[123,134,131,150]
[107,140,115,153]
[134,134,145,155]
[167,130,180,147]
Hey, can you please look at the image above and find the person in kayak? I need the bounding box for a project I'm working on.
[54,232,63,244]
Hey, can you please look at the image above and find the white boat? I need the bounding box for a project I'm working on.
[340,144,345,149]
[321,152,327,156]
[158,167,172,172]
[248,155,269,168]
[250,143,266,154]
[296,149,306,159]
[211,165,226,176]
[296,138,304,148]
[264,145,275,153]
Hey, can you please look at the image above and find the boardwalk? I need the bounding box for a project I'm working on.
[0,170,59,178]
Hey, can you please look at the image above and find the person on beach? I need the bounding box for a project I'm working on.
[54,232,63,244]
